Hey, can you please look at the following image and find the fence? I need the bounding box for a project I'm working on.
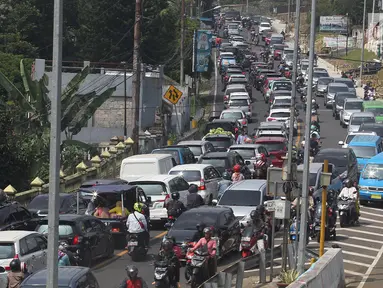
[201,245,282,288]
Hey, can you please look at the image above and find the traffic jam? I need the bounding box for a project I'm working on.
[1,8,383,288]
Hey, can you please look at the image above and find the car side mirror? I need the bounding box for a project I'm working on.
[338,141,344,146]
[146,196,152,203]
[212,199,218,206]
[245,160,251,165]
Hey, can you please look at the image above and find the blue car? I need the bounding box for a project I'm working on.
[348,135,382,173]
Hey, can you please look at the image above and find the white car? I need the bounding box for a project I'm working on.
[267,108,290,122]
[227,95,252,119]
[338,131,378,148]
[259,22,271,33]
[347,112,376,133]
[227,23,239,35]
[339,98,364,127]
[228,74,246,81]
[168,164,222,204]
[232,42,249,50]
[272,95,292,107]
[230,35,245,43]
[0,231,47,281]
[129,175,190,223]
[220,108,248,127]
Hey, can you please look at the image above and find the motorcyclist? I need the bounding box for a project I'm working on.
[59,242,78,266]
[312,120,320,132]
[297,73,304,86]
[186,184,205,209]
[281,30,285,39]
[309,133,320,155]
[268,56,274,69]
[58,245,71,266]
[7,258,24,288]
[126,202,149,249]
[231,164,245,182]
[251,29,256,41]
[284,67,291,78]
[254,153,267,178]
[249,210,267,252]
[190,227,217,277]
[156,239,180,286]
[218,172,232,198]
[166,191,186,218]
[341,71,348,78]
[119,265,148,288]
[339,179,359,223]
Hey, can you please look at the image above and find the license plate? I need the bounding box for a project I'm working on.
[128,241,138,246]
[372,194,382,199]
[315,226,320,230]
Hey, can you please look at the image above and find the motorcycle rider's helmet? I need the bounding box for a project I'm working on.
[343,179,352,188]
[162,239,173,253]
[9,258,21,272]
[233,164,241,173]
[133,202,143,213]
[250,209,260,220]
[188,184,198,193]
[280,60,285,64]
[171,191,180,200]
[126,265,139,280]
[222,172,231,180]
[310,125,317,131]
[203,227,213,237]
[257,205,265,215]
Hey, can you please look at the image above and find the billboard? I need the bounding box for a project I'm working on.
[319,16,348,33]
[195,30,212,72]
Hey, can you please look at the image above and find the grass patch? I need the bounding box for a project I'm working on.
[341,49,377,63]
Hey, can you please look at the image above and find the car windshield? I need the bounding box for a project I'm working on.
[228,24,238,29]
[329,86,349,93]
[260,23,270,27]
[257,142,285,152]
[129,182,166,195]
[365,107,383,115]
[313,72,329,78]
[28,196,65,210]
[275,99,291,105]
[204,137,232,149]
[0,243,15,259]
[274,82,291,89]
[199,158,227,169]
[230,148,256,158]
[230,99,248,106]
[169,170,201,182]
[335,96,348,105]
[362,164,383,180]
[314,154,347,172]
[309,173,317,187]
[37,223,74,236]
[345,102,363,110]
[273,45,285,50]
[219,190,261,206]
[230,78,247,84]
[318,78,333,85]
[187,145,203,156]
[285,55,294,61]
[350,117,375,125]
[172,212,217,230]
[222,112,243,119]
[345,134,356,144]
[152,150,180,164]
[301,64,309,70]
[336,80,354,88]
[227,88,246,95]
[350,146,376,159]
[270,112,290,118]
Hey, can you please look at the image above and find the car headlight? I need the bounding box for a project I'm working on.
[358,164,365,171]
[359,186,368,190]
[327,94,334,99]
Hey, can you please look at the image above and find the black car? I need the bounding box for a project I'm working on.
[204,119,241,135]
[36,214,114,267]
[359,123,383,138]
[198,151,252,178]
[21,266,100,288]
[167,206,241,258]
[0,201,39,231]
[80,179,128,188]
[27,193,89,217]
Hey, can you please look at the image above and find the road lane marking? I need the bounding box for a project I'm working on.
[343,259,370,268]
[338,250,376,260]
[93,231,168,269]
[361,206,383,212]
[328,241,380,252]
[338,228,383,237]
[345,224,383,230]
[337,234,383,244]
[359,210,383,217]
[357,245,383,288]
[359,217,382,224]
[345,270,365,277]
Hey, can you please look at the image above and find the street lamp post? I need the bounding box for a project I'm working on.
[360,0,367,80]
[346,13,349,56]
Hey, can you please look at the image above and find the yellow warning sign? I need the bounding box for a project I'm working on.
[163,85,183,105]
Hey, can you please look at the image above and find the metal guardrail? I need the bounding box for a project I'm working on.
[201,245,282,288]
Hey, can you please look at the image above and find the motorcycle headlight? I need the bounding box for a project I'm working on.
[241,236,251,242]
[154,272,166,280]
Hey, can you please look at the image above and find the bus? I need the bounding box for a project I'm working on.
[362,100,383,123]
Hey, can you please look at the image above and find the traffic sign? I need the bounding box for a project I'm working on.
[265,200,276,212]
[163,85,183,105]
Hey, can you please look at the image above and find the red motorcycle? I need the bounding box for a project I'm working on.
[178,241,196,265]
[240,226,268,258]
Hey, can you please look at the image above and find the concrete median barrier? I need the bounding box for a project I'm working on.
[289,248,345,288]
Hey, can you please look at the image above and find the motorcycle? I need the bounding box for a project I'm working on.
[289,207,311,243]
[313,201,336,242]
[338,196,358,227]
[253,159,268,179]
[60,242,81,266]
[240,226,268,258]
[164,215,177,230]
[153,260,177,288]
[187,247,210,288]
[127,233,148,261]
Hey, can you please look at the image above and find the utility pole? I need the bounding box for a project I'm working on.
[123,63,127,138]
[47,0,62,286]
[297,0,316,274]
[132,0,142,154]
[287,0,291,33]
[282,0,301,271]
[360,0,367,80]
[246,0,249,14]
[180,0,185,86]
[346,14,349,56]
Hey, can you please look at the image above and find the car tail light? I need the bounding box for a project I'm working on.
[72,235,83,245]
[168,216,174,219]
[158,193,170,202]
[248,107,251,112]
[267,117,276,121]
[328,208,333,217]
[242,72,246,75]
[224,76,228,81]
[112,228,120,232]
[224,95,228,100]
[226,168,232,174]
[199,179,206,190]
[242,120,247,125]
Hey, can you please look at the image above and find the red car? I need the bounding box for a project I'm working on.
[254,136,288,168]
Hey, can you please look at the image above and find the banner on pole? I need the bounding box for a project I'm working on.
[196,30,212,72]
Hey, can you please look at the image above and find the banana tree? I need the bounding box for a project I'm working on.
[0,59,116,143]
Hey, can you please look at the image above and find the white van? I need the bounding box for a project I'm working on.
[120,154,176,182]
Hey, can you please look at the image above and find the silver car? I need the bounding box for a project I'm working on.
[324,82,349,108]
[340,98,364,127]
[312,70,329,86]
[316,77,334,97]
[228,144,269,172]
[177,140,215,161]
[227,95,252,121]
[333,78,356,95]
[347,112,375,133]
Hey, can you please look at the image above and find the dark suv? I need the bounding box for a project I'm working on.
[198,151,252,179]
[0,201,39,231]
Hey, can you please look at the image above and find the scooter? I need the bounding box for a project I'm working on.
[338,196,358,227]
[313,201,337,242]
[188,247,210,288]
[240,226,268,258]
[289,208,310,244]
[164,215,177,230]
[153,260,177,288]
[127,233,148,261]
[253,160,268,179]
